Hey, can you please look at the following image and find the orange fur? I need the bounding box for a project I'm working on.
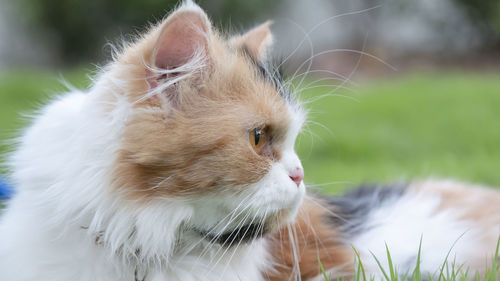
[410,180,500,223]
[410,180,500,266]
[230,21,274,61]
[105,10,291,200]
[266,198,354,281]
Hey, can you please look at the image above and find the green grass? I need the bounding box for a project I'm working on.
[0,69,91,173]
[1,70,500,193]
[295,72,500,193]
[321,237,500,281]
[0,69,91,138]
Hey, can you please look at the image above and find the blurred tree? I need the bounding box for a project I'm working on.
[453,0,500,47]
[20,0,279,64]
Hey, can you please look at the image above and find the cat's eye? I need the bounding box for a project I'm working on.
[249,128,266,154]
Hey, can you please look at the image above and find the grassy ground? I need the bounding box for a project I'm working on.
[295,71,500,194]
[321,237,500,281]
[1,69,500,194]
[0,69,89,174]
[0,69,90,140]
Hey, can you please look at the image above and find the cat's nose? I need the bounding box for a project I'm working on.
[289,167,304,187]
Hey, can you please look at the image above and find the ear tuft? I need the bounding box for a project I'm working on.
[232,21,274,61]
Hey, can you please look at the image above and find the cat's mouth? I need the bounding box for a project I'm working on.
[196,222,269,246]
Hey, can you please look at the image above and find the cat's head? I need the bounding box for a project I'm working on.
[106,1,305,246]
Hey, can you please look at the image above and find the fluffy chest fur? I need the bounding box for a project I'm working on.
[0,92,272,281]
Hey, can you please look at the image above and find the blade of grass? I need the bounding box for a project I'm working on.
[491,235,500,280]
[352,246,367,281]
[370,250,391,281]
[412,235,423,281]
[385,243,397,281]
[318,257,331,281]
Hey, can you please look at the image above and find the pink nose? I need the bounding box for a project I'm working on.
[289,167,304,187]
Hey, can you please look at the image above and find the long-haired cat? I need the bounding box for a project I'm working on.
[0,1,499,281]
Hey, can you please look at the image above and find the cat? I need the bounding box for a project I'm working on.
[0,1,499,281]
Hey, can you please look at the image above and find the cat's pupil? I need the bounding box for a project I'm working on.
[254,129,261,145]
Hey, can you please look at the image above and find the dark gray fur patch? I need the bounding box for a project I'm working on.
[197,223,267,247]
[239,46,291,101]
[326,183,407,236]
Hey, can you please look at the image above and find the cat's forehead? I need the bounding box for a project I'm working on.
[238,46,289,99]
[207,40,293,115]
[172,40,289,127]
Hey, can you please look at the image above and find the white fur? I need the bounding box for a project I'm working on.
[350,188,491,278]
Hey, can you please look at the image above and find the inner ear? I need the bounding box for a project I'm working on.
[153,12,210,70]
[147,8,212,89]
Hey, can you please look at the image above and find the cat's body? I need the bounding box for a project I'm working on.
[0,1,499,281]
[270,181,500,280]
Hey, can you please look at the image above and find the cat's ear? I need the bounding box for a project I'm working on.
[148,3,211,88]
[231,21,273,61]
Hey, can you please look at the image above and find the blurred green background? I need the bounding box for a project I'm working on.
[1,0,500,194]
[1,70,499,194]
